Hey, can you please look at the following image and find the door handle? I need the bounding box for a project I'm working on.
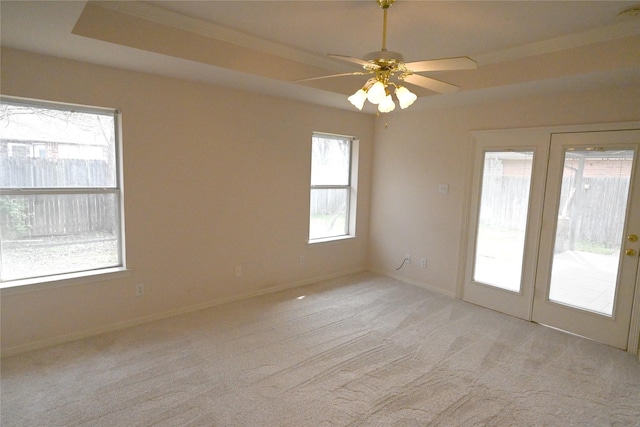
[626,249,637,256]
[629,234,638,242]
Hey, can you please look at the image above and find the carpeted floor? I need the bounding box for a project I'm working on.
[2,272,640,426]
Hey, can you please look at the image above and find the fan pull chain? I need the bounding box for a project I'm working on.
[375,112,389,129]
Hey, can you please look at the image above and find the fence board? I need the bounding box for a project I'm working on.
[479,176,630,251]
[1,158,116,237]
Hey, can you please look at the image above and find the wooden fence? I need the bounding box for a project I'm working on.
[479,176,631,250]
[1,157,112,187]
[1,158,117,238]
[310,188,347,216]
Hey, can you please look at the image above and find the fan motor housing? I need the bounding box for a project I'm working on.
[364,50,404,63]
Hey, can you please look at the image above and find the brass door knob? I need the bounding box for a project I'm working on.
[626,249,637,256]
[629,234,638,242]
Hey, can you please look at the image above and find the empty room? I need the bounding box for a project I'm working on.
[1,1,640,425]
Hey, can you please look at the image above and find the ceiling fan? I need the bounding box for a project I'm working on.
[298,0,477,113]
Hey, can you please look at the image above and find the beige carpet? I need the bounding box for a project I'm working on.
[2,273,640,426]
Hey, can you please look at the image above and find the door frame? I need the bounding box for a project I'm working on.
[457,121,640,357]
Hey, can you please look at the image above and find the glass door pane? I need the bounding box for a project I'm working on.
[548,149,634,316]
[473,151,533,292]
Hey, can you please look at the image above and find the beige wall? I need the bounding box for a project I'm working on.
[2,47,639,355]
[0,48,374,353]
[367,85,640,296]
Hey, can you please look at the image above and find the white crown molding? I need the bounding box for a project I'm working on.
[475,19,640,65]
[93,1,347,73]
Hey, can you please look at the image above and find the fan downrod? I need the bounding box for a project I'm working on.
[377,0,396,52]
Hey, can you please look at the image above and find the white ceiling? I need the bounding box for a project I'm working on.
[2,1,640,113]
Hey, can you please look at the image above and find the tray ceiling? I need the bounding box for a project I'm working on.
[2,1,640,112]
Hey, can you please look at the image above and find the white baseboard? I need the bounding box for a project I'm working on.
[1,268,365,358]
[368,268,456,298]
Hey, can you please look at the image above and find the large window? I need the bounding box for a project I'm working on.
[309,133,357,241]
[0,97,124,284]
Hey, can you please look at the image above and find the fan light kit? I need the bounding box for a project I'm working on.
[299,0,477,113]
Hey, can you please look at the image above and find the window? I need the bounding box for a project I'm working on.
[0,97,124,284]
[309,133,357,241]
[8,143,31,158]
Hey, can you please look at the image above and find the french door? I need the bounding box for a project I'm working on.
[462,128,640,350]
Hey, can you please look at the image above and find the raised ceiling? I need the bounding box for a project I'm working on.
[2,1,640,112]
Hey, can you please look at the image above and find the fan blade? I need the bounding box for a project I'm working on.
[294,71,369,82]
[405,56,477,72]
[328,54,379,69]
[402,74,460,94]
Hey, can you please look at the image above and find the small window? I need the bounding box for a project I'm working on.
[0,97,124,284]
[8,143,31,158]
[309,133,357,242]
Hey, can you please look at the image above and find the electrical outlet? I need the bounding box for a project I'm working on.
[421,258,427,268]
[135,283,144,296]
[405,254,411,263]
[299,256,305,265]
[235,266,242,277]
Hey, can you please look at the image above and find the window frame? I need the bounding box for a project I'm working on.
[308,132,358,243]
[0,96,126,287]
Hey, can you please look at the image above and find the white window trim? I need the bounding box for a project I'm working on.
[0,96,126,287]
[308,132,358,244]
[0,267,131,294]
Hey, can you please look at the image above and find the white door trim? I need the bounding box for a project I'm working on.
[631,257,640,357]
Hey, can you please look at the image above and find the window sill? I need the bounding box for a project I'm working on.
[308,235,357,245]
[0,267,131,295]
